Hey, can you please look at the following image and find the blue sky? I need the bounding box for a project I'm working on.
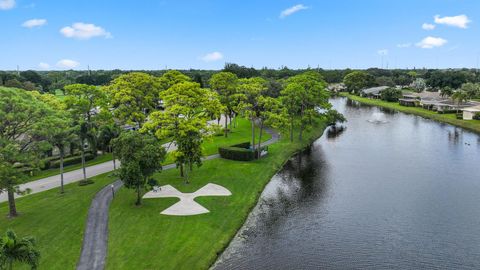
[1,0,479,70]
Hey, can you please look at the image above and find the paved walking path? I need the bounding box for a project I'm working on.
[76,128,279,270]
[0,140,181,203]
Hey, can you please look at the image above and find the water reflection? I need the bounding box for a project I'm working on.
[214,97,480,270]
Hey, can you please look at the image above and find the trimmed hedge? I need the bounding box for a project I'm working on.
[50,154,95,169]
[219,142,265,161]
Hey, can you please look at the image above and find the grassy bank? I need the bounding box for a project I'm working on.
[0,173,116,270]
[106,119,327,269]
[340,93,480,134]
[27,118,269,181]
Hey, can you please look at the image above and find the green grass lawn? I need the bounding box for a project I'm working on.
[162,118,271,164]
[106,119,327,270]
[0,173,116,270]
[27,153,114,181]
[340,93,480,134]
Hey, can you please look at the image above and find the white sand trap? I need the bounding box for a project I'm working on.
[143,183,232,216]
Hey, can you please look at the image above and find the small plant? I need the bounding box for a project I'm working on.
[78,179,94,186]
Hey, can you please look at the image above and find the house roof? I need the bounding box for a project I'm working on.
[462,105,480,112]
[362,86,389,95]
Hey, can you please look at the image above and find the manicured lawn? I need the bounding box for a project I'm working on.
[162,117,271,164]
[340,93,480,134]
[0,173,116,270]
[106,119,327,269]
[28,153,113,181]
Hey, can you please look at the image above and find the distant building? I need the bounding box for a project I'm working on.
[462,105,480,120]
[360,86,389,98]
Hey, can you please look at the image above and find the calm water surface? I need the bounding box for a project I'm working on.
[213,97,480,270]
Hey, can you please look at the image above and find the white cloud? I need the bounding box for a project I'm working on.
[60,23,112,40]
[377,49,388,56]
[280,4,308,18]
[22,19,47,28]
[397,43,412,48]
[38,62,50,69]
[434,14,471,29]
[0,0,15,10]
[416,36,447,49]
[201,52,223,62]
[422,23,435,30]
[56,59,80,69]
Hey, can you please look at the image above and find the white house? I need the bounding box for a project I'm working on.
[462,105,480,120]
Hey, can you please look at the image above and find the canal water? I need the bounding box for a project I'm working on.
[213,97,480,270]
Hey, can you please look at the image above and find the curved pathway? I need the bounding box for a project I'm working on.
[76,128,279,270]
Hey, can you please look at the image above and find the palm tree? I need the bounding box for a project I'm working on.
[451,90,468,113]
[0,229,40,270]
[440,86,453,98]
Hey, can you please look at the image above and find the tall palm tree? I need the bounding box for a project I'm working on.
[451,91,468,113]
[0,229,40,270]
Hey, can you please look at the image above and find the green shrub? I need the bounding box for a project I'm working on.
[380,88,403,102]
[219,142,266,161]
[78,179,94,186]
[50,154,95,169]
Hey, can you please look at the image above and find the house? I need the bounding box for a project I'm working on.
[361,86,389,98]
[327,83,346,93]
[398,94,420,107]
[462,105,480,120]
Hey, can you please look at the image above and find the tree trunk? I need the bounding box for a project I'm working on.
[180,163,184,177]
[7,189,17,217]
[257,121,264,159]
[60,147,65,194]
[229,113,233,129]
[224,113,228,138]
[184,163,189,184]
[110,145,116,170]
[290,118,294,142]
[136,185,141,205]
[299,122,304,141]
[251,118,256,151]
[81,139,87,181]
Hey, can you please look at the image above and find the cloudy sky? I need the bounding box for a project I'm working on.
[0,0,479,70]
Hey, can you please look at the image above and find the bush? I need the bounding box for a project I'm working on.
[219,142,265,161]
[380,88,403,102]
[78,179,94,186]
[50,154,95,169]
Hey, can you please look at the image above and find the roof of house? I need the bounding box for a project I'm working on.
[462,105,480,112]
[362,86,389,95]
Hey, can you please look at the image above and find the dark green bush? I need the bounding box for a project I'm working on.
[50,154,94,168]
[78,179,94,186]
[380,88,403,102]
[219,142,266,161]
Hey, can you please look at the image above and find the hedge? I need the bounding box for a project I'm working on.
[219,142,266,161]
[50,153,95,169]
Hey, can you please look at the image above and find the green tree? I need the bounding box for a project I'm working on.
[40,115,76,194]
[380,87,403,102]
[460,82,480,99]
[0,229,40,270]
[0,88,55,217]
[64,84,106,181]
[285,71,330,141]
[209,72,239,137]
[105,72,161,126]
[451,91,468,113]
[343,71,375,94]
[255,96,287,157]
[97,124,122,170]
[142,81,222,182]
[113,132,166,205]
[237,77,268,150]
[440,86,454,98]
[158,70,191,91]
